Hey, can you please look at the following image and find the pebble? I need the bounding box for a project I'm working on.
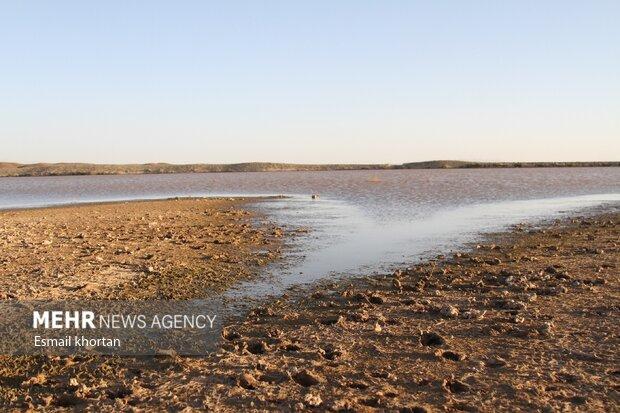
[303,393,323,407]
[493,299,527,311]
[293,370,325,387]
[399,406,431,413]
[320,344,344,361]
[486,357,507,368]
[420,331,446,346]
[443,379,470,393]
[320,315,345,326]
[440,305,459,318]
[440,350,464,361]
[369,294,385,304]
[246,340,269,354]
[221,328,241,341]
[238,373,259,390]
[462,309,485,320]
[539,322,554,337]
[392,278,403,290]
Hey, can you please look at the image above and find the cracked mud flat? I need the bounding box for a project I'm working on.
[0,202,618,412]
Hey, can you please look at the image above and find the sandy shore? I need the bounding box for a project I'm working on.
[0,201,618,411]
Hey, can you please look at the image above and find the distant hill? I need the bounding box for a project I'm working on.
[399,160,620,169]
[0,161,617,177]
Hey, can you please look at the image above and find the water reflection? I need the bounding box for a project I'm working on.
[228,193,620,301]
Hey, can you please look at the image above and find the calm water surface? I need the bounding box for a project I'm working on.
[1,168,619,300]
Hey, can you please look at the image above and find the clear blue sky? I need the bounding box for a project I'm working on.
[1,1,618,164]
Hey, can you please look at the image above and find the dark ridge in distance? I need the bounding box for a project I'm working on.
[0,160,618,177]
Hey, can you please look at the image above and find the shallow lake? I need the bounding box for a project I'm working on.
[1,168,619,301]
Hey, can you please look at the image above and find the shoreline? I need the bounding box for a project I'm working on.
[205,208,618,412]
[1,161,618,178]
[200,208,618,412]
[0,197,285,300]
[0,195,287,213]
[0,204,618,410]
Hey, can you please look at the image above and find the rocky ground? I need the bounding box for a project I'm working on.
[0,198,284,300]
[0,203,618,412]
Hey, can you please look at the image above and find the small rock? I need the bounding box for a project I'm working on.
[485,357,507,368]
[54,394,83,407]
[221,328,241,341]
[539,322,554,337]
[440,305,459,318]
[293,370,325,387]
[369,294,385,304]
[155,349,177,357]
[570,395,587,405]
[493,299,526,311]
[238,373,259,390]
[320,344,344,361]
[443,379,470,393]
[311,291,324,299]
[105,385,132,399]
[282,341,302,352]
[350,310,370,322]
[400,406,431,413]
[348,380,370,390]
[252,306,275,317]
[420,331,446,346]
[304,393,323,407]
[462,309,485,320]
[441,350,464,361]
[545,265,558,274]
[320,315,345,326]
[21,373,47,386]
[246,340,269,354]
[393,278,403,290]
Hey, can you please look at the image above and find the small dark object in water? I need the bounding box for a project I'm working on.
[311,194,320,199]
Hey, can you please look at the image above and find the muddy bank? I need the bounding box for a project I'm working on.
[0,207,618,411]
[0,198,284,299]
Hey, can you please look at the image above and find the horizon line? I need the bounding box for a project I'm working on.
[1,160,619,179]
[2,159,620,167]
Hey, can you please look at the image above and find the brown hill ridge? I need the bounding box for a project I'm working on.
[0,160,617,177]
